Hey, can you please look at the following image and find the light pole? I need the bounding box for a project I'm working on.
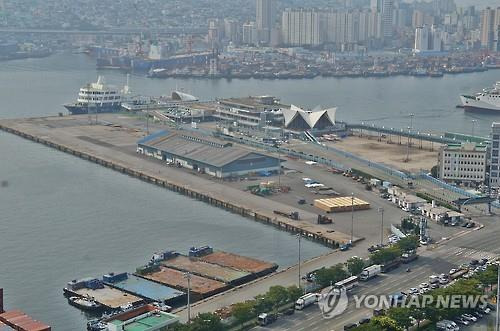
[297,233,302,289]
[496,262,499,331]
[184,272,192,324]
[351,192,354,243]
[471,119,477,137]
[378,207,384,246]
[405,126,411,162]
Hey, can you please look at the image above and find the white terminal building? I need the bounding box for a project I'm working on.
[438,142,487,183]
[282,104,336,131]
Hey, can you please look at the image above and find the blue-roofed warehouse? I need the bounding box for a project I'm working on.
[137,130,281,178]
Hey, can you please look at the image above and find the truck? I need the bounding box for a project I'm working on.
[295,293,318,310]
[450,268,468,280]
[359,265,382,281]
[381,259,401,273]
[401,251,418,264]
[257,313,277,326]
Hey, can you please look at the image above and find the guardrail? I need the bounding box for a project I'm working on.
[417,172,500,209]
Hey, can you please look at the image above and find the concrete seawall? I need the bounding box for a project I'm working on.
[0,119,359,248]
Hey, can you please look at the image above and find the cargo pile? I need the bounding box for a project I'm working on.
[314,196,370,213]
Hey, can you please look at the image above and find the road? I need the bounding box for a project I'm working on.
[255,224,500,331]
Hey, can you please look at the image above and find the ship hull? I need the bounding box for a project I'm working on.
[460,95,500,112]
[64,104,122,115]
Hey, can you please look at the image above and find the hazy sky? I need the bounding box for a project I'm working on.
[404,0,499,9]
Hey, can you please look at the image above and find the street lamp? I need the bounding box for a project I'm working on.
[496,260,499,331]
[378,207,384,246]
[351,192,354,243]
[471,119,477,137]
[297,233,302,289]
[184,272,192,324]
[405,126,411,162]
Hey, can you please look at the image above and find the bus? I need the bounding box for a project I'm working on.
[333,276,358,294]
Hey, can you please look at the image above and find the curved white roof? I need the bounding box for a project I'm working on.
[171,91,198,102]
[283,104,336,129]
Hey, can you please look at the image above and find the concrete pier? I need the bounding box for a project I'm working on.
[0,115,359,248]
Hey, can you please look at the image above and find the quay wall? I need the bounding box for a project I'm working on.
[0,123,345,249]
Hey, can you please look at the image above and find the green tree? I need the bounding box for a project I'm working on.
[409,307,426,329]
[430,165,438,178]
[371,316,401,331]
[371,246,401,265]
[253,294,274,314]
[353,321,385,331]
[314,264,348,288]
[396,236,419,252]
[231,301,256,323]
[476,265,498,290]
[347,257,365,276]
[387,307,413,330]
[286,285,303,302]
[266,285,290,309]
[189,312,226,331]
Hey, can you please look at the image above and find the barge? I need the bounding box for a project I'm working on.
[64,278,143,311]
[159,254,254,285]
[102,272,185,307]
[199,251,279,277]
[138,267,228,299]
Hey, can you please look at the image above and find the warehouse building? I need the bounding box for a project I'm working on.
[137,130,281,178]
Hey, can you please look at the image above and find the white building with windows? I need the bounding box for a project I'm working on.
[490,122,500,188]
[438,142,487,183]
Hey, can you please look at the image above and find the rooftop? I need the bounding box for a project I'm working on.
[138,130,278,168]
[107,305,178,331]
[444,142,487,152]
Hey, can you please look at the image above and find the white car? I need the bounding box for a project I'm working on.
[449,268,458,275]
[409,287,419,294]
[429,275,439,282]
[419,282,429,289]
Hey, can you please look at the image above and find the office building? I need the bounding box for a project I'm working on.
[438,142,487,183]
[490,123,500,188]
[215,96,285,127]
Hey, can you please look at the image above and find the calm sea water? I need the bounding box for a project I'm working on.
[0,53,498,330]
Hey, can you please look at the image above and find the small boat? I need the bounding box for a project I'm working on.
[87,319,107,331]
[68,296,103,312]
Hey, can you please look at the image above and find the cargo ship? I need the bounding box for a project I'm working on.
[460,81,500,112]
[64,76,132,115]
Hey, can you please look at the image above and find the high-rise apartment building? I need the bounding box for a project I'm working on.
[256,0,276,44]
[281,8,321,46]
[242,22,257,45]
[382,0,394,39]
[480,7,500,51]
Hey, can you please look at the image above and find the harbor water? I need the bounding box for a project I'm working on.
[0,53,498,330]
